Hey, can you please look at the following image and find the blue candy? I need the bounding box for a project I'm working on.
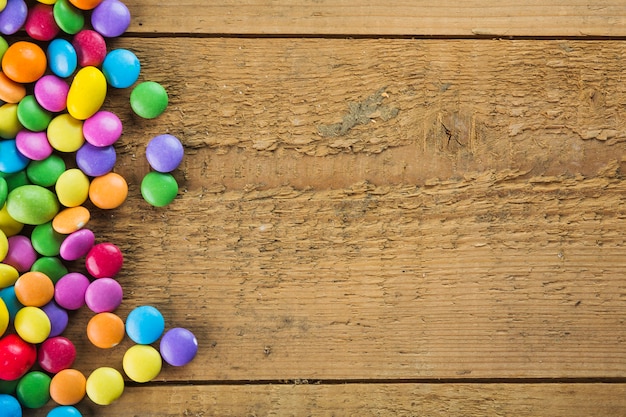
[0,286,23,322]
[125,305,165,344]
[0,139,29,174]
[47,38,77,78]
[102,48,140,88]
[47,405,82,417]
[0,393,22,417]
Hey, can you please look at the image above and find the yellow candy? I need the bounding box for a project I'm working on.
[14,306,51,344]
[0,298,8,337]
[56,169,90,208]
[0,263,19,288]
[37,0,57,4]
[86,367,124,405]
[0,203,24,236]
[122,345,162,383]
[0,0,6,12]
[47,113,84,152]
[67,66,107,120]
[0,103,22,139]
[0,228,6,261]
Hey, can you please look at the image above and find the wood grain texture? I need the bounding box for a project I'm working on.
[123,1,626,37]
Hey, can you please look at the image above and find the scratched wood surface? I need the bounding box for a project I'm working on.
[22,2,626,416]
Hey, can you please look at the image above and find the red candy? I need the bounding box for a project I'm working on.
[0,334,37,381]
[38,336,77,374]
[24,3,60,41]
[85,242,123,278]
[72,29,107,67]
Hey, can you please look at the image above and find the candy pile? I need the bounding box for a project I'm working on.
[0,0,197,416]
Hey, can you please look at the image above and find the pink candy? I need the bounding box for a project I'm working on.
[83,110,123,147]
[15,130,53,161]
[34,75,70,112]
[24,3,59,41]
[73,29,107,67]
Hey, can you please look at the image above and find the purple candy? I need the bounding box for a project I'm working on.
[41,301,69,337]
[83,111,122,147]
[91,0,131,38]
[76,143,116,177]
[0,0,28,35]
[159,327,198,366]
[54,272,90,310]
[4,235,37,272]
[84,277,122,313]
[145,134,184,173]
[59,228,95,261]
[15,130,53,161]
[34,75,69,112]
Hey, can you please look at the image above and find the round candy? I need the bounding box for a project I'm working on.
[2,41,47,83]
[102,48,140,88]
[16,130,53,161]
[16,95,52,132]
[0,71,26,103]
[14,306,51,344]
[73,29,106,67]
[76,143,116,176]
[84,277,122,313]
[59,228,94,261]
[125,305,165,345]
[4,235,37,272]
[26,155,66,187]
[38,336,76,373]
[2,170,29,192]
[0,178,6,208]
[123,344,162,383]
[0,297,8,336]
[0,286,22,321]
[86,312,124,348]
[0,103,21,140]
[141,172,179,207]
[41,300,69,337]
[47,38,77,78]
[0,139,29,174]
[49,369,86,405]
[14,271,54,307]
[54,272,90,310]
[34,74,69,112]
[16,371,51,409]
[160,327,198,366]
[67,66,106,120]
[0,263,18,288]
[31,222,65,256]
[6,185,60,225]
[69,0,102,10]
[0,393,21,416]
[53,0,85,35]
[0,0,28,35]
[85,367,124,405]
[91,0,130,37]
[52,206,90,234]
[83,111,122,147]
[47,405,83,417]
[0,227,7,261]
[85,242,123,278]
[24,3,59,41]
[55,168,90,207]
[146,134,184,172]
[0,333,36,380]
[130,81,168,119]
[88,172,128,209]
[47,113,84,153]
[31,256,69,284]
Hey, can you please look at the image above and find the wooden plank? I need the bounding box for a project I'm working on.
[28,383,626,416]
[123,1,626,37]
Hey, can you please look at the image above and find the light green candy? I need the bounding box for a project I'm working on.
[130,81,168,119]
[6,185,60,225]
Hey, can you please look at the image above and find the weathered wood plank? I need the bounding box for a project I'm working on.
[123,1,626,37]
[28,383,626,416]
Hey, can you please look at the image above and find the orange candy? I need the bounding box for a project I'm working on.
[50,369,87,405]
[52,206,91,234]
[69,0,103,9]
[1,41,47,84]
[14,271,54,307]
[0,72,26,103]
[88,172,128,209]
[86,312,125,348]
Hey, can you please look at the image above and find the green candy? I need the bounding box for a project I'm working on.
[53,0,85,35]
[130,81,168,119]
[0,36,8,62]
[31,222,65,257]
[6,185,60,225]
[31,257,69,284]
[141,172,178,207]
[16,371,51,409]
[0,177,7,207]
[26,155,66,187]
[1,170,30,192]
[17,96,52,132]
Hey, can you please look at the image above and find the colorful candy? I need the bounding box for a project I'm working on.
[49,369,86,405]
[0,333,36,380]
[146,134,184,173]
[85,367,124,405]
[130,80,168,119]
[160,327,198,366]
[125,305,165,345]
[141,171,179,207]
[123,344,162,383]
[15,370,51,408]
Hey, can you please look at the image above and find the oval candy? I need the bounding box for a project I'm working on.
[66,66,106,120]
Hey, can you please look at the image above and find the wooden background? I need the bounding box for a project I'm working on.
[24,1,626,416]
